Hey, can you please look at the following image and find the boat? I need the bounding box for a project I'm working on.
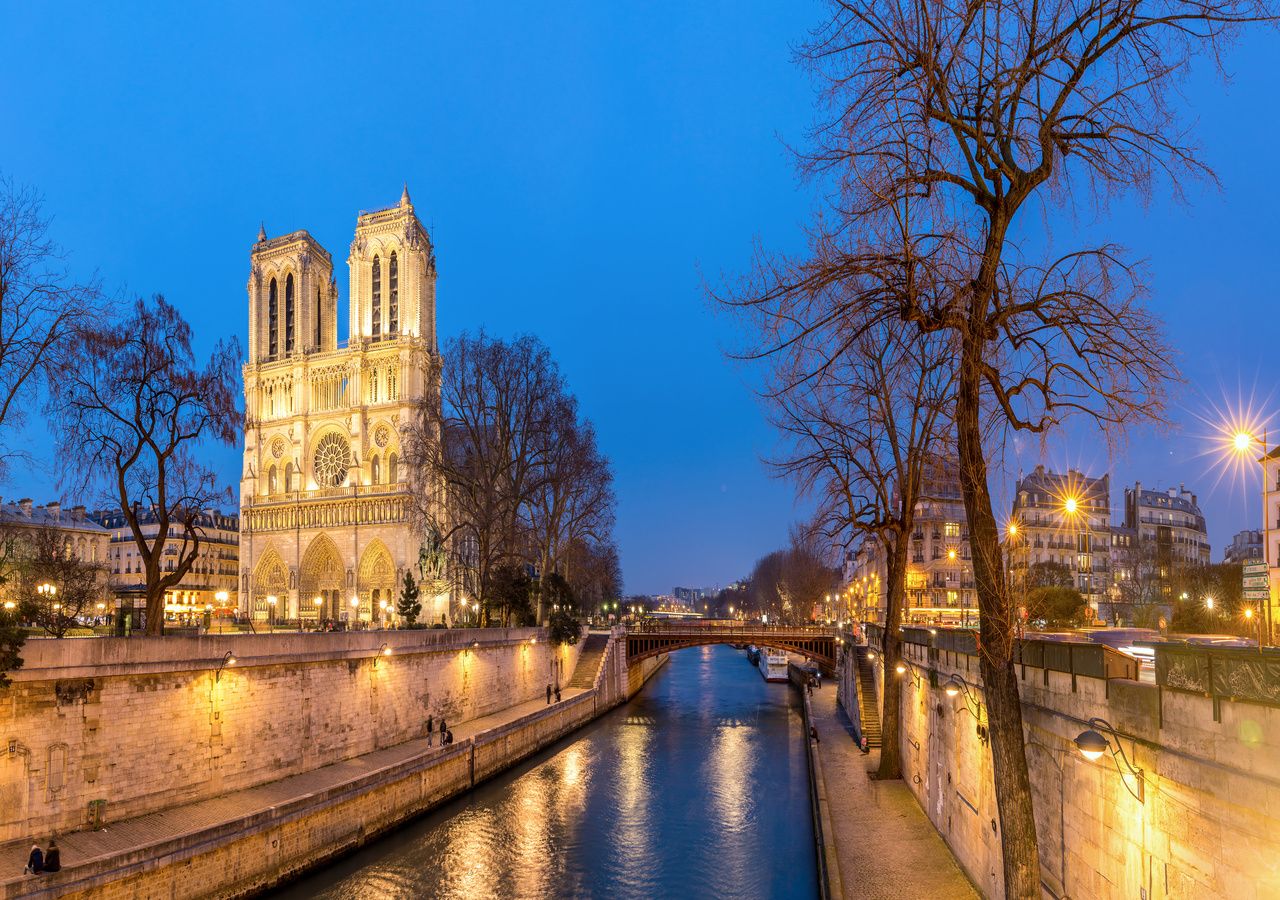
[746,645,761,665]
[758,646,788,682]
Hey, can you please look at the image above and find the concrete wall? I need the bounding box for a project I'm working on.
[0,629,581,844]
[874,640,1280,899]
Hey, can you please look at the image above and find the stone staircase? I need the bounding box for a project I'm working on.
[855,649,882,749]
[567,632,611,689]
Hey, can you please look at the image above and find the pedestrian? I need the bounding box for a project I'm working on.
[554,685,561,703]
[24,843,43,875]
[43,840,60,874]
[439,718,447,740]
[816,672,822,689]
[427,715,434,747]
[809,725,820,744]
[445,729,454,746]
[546,684,552,705]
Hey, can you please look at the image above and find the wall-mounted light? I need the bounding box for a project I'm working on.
[215,650,237,682]
[1074,717,1144,802]
[944,675,988,745]
[374,642,392,668]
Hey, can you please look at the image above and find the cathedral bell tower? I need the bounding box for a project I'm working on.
[347,184,437,351]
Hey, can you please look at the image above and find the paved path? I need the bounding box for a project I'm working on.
[0,689,586,887]
[809,687,978,899]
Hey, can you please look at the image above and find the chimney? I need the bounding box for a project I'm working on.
[47,502,61,520]
[18,498,33,516]
[71,505,86,521]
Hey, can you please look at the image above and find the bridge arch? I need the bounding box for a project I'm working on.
[624,624,836,671]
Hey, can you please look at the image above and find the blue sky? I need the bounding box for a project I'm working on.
[3,3,1278,593]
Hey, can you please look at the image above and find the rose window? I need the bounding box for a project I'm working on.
[313,433,350,487]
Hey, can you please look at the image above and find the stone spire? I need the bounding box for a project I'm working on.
[400,183,411,207]
[257,222,267,243]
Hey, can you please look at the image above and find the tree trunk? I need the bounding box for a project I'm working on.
[877,535,907,779]
[956,330,1042,898]
[144,586,165,636]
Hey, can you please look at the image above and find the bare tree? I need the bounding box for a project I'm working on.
[52,296,240,635]
[527,400,616,622]
[11,526,107,637]
[407,332,564,625]
[0,176,100,479]
[760,310,953,779]
[777,525,841,623]
[718,3,1276,891]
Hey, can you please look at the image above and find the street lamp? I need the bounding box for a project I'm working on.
[313,595,323,630]
[215,650,237,682]
[266,595,277,629]
[1074,717,1144,802]
[1229,426,1273,643]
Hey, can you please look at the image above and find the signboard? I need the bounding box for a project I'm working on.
[1244,561,1271,601]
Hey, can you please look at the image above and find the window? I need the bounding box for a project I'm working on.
[268,464,277,495]
[389,251,399,333]
[944,522,960,538]
[268,278,279,357]
[315,288,322,348]
[284,461,294,493]
[370,367,379,403]
[388,452,398,484]
[371,454,381,484]
[371,256,382,339]
[285,274,295,353]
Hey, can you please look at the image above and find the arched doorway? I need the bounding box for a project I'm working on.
[299,534,346,623]
[358,540,396,625]
[252,547,289,621]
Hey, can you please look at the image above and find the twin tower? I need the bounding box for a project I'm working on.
[238,188,446,626]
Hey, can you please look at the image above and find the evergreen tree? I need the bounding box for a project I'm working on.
[397,571,422,626]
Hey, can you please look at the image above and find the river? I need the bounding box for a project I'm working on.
[274,643,818,899]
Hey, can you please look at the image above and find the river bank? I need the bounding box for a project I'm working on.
[0,634,664,900]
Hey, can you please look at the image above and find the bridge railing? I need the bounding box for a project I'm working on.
[628,621,833,635]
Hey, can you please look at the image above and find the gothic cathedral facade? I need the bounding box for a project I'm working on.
[239,188,444,625]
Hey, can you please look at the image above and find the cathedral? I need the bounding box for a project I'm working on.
[238,187,445,625]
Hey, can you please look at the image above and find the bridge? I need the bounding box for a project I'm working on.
[624,621,837,671]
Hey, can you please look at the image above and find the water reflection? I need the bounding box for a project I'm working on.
[276,645,817,900]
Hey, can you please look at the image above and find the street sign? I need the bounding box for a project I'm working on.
[1243,562,1270,602]
[1244,561,1268,576]
[1244,576,1269,589]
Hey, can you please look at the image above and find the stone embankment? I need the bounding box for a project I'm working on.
[0,627,663,899]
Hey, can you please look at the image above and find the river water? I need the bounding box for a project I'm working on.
[275,643,818,899]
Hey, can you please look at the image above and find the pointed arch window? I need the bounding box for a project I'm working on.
[315,287,322,349]
[285,273,296,353]
[388,452,398,485]
[371,454,381,485]
[268,465,278,495]
[268,278,279,357]
[284,461,294,493]
[371,256,382,340]
[388,251,399,334]
[370,367,379,403]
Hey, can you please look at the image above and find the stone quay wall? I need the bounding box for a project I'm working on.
[0,628,582,845]
[0,634,665,900]
[858,630,1280,899]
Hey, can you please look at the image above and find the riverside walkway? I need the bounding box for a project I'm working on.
[0,688,586,896]
[808,687,977,899]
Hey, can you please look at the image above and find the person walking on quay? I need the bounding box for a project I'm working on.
[23,844,43,875]
[427,715,434,747]
[43,840,60,874]
[439,718,447,742]
[816,672,822,690]
[554,685,561,703]
[546,684,552,704]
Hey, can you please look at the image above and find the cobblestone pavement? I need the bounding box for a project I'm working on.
[0,689,586,888]
[808,687,978,899]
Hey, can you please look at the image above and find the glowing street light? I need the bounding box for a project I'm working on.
[1062,496,1079,516]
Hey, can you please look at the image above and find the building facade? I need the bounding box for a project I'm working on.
[1010,465,1111,612]
[95,508,239,618]
[1223,529,1263,565]
[846,456,978,626]
[0,499,110,605]
[239,188,444,625]
[1122,482,1210,569]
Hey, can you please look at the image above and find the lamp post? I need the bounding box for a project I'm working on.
[378,599,388,629]
[266,595,277,630]
[1060,494,1094,618]
[313,595,324,630]
[1230,429,1273,644]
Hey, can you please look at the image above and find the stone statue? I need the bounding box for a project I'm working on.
[418,525,449,594]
